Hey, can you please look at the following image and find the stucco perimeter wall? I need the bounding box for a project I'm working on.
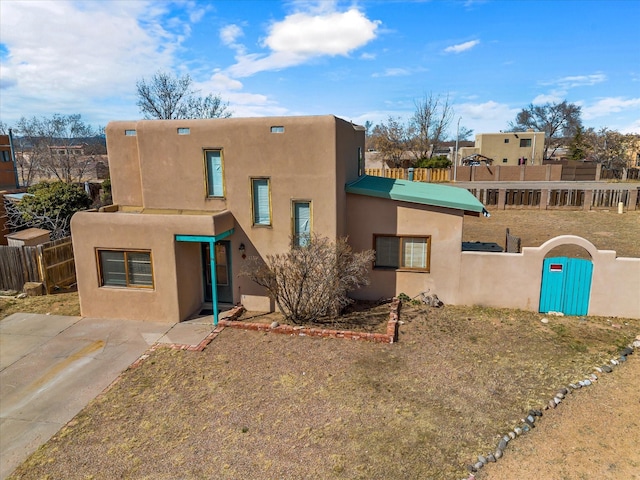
[71,211,234,323]
[459,235,640,319]
[346,194,465,303]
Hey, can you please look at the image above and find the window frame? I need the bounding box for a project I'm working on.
[519,138,532,147]
[96,249,154,289]
[251,177,272,227]
[291,199,312,247]
[373,234,431,272]
[204,149,225,198]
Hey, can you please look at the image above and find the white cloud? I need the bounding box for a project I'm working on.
[444,40,480,54]
[620,119,640,135]
[455,101,519,133]
[532,91,565,104]
[226,7,380,77]
[582,97,640,120]
[545,73,607,89]
[372,68,410,78]
[220,24,246,55]
[360,52,376,60]
[0,0,187,125]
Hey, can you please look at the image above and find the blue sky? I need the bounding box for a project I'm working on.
[1,0,639,137]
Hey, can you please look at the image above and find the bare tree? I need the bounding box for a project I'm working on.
[409,93,454,161]
[370,116,412,167]
[510,100,582,159]
[136,71,231,120]
[242,236,375,324]
[14,114,98,184]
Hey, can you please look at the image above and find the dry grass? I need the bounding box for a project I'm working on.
[8,305,639,480]
[0,289,80,319]
[4,209,640,479]
[463,209,640,258]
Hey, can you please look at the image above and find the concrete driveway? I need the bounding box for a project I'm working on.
[0,313,217,479]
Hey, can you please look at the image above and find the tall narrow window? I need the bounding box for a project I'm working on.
[98,250,153,288]
[251,178,271,226]
[293,201,311,247]
[357,147,364,176]
[205,150,224,197]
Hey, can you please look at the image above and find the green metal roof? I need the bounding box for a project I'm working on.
[346,175,487,214]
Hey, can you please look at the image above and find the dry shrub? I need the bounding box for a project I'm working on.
[241,236,375,323]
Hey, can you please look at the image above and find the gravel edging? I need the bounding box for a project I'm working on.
[461,334,640,480]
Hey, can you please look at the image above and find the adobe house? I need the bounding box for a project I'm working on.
[71,115,486,323]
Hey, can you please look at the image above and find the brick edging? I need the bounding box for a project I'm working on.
[221,298,400,344]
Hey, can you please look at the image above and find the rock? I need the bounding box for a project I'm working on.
[467,464,477,473]
[558,387,568,395]
[474,461,484,470]
[548,399,557,409]
[270,321,279,329]
[16,293,28,299]
[528,409,537,417]
[619,355,627,363]
[487,453,496,463]
[478,455,488,465]
[508,431,516,440]
[524,417,535,428]
[503,435,511,443]
[556,392,565,399]
[633,340,640,349]
[494,449,503,459]
[514,426,523,436]
[620,347,633,356]
[541,318,549,324]
[589,373,598,381]
[570,383,581,389]
[602,365,613,373]
[610,359,619,366]
[533,409,543,417]
[583,379,592,386]
[553,396,562,405]
[498,438,508,450]
[522,424,530,432]
[526,415,536,423]
[594,367,603,373]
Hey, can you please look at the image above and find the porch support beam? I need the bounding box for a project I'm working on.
[176,228,234,325]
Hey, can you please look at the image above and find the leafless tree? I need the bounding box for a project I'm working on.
[242,236,375,324]
[3,198,70,240]
[14,114,99,184]
[136,71,231,120]
[409,93,454,162]
[510,100,582,159]
[370,116,412,167]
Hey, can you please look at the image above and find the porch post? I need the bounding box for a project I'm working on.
[209,240,219,326]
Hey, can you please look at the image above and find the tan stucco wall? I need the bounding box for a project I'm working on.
[459,235,640,318]
[71,210,236,322]
[346,194,465,303]
[475,132,545,165]
[75,116,365,320]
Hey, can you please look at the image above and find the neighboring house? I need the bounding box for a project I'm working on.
[458,131,545,166]
[71,115,487,324]
[0,134,19,190]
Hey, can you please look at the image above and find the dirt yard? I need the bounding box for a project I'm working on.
[6,304,639,480]
[3,208,639,479]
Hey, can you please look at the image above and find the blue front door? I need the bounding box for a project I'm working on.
[539,257,593,316]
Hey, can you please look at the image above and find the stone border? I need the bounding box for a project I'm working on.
[219,298,400,344]
[461,337,640,480]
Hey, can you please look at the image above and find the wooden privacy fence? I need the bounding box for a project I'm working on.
[0,236,75,293]
[365,168,450,182]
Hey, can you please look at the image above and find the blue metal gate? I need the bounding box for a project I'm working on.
[539,257,593,316]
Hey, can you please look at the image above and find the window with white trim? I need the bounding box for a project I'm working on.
[251,178,271,226]
[374,235,431,271]
[292,200,311,247]
[98,250,153,288]
[205,150,224,197]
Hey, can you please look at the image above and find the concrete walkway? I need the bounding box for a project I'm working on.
[0,313,218,480]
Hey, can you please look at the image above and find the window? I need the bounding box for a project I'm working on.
[205,150,224,197]
[504,138,509,143]
[124,129,136,136]
[502,158,508,163]
[520,138,532,147]
[98,250,153,288]
[271,126,284,133]
[1,151,10,162]
[374,235,431,271]
[177,128,190,135]
[357,147,364,176]
[292,201,311,247]
[251,178,271,226]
